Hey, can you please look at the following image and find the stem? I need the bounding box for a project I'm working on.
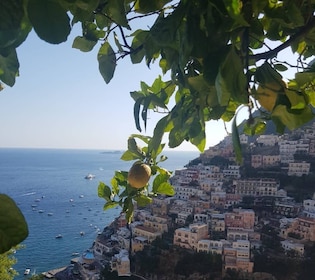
[250,17,315,61]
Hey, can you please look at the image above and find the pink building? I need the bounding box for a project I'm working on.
[225,208,255,230]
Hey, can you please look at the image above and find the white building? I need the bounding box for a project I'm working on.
[111,249,131,277]
[281,240,304,256]
[256,135,279,146]
[173,223,209,250]
[223,165,241,178]
[173,185,204,200]
[288,161,310,176]
[197,239,224,254]
[303,198,315,218]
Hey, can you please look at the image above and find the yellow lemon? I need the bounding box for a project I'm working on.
[128,161,151,189]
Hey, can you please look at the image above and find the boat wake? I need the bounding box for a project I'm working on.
[21,192,36,197]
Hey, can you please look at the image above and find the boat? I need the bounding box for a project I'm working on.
[79,194,84,198]
[24,268,31,275]
[55,234,62,239]
[72,252,80,256]
[47,212,53,216]
[84,173,95,180]
[38,210,44,213]
[80,231,85,236]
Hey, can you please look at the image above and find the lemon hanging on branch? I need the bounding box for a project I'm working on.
[128,161,151,189]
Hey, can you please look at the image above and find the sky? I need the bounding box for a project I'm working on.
[0,28,235,152]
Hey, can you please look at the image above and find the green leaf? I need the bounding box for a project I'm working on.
[295,72,315,87]
[72,36,97,52]
[27,0,71,44]
[130,30,148,64]
[271,105,314,131]
[103,201,119,211]
[98,182,112,201]
[0,194,28,253]
[274,63,288,72]
[98,42,116,84]
[285,89,307,110]
[191,126,206,152]
[121,150,140,161]
[0,50,19,87]
[152,173,171,193]
[232,116,243,164]
[223,0,249,28]
[134,194,152,207]
[156,182,175,196]
[127,137,144,158]
[215,47,247,105]
[103,0,129,28]
[110,177,120,196]
[243,119,266,136]
[123,197,134,223]
[135,0,172,13]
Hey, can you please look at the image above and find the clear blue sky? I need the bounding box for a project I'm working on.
[0,29,233,152]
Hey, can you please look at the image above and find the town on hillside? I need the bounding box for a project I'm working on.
[50,122,315,280]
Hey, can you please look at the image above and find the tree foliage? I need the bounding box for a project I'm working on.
[0,248,19,280]
[2,0,315,238]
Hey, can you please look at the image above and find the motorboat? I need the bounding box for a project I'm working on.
[24,268,31,275]
[55,234,62,239]
[84,173,95,180]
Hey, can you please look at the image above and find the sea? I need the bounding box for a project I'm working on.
[0,148,199,279]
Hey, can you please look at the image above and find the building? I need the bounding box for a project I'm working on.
[223,240,254,273]
[173,223,209,250]
[281,240,304,256]
[303,198,315,218]
[234,178,279,197]
[256,135,279,146]
[110,249,131,277]
[288,161,310,176]
[132,225,162,243]
[197,239,224,254]
[273,201,301,218]
[280,216,315,241]
[225,208,255,230]
[223,165,241,178]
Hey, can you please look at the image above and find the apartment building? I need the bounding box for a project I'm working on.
[225,208,255,230]
[209,213,226,233]
[223,240,254,273]
[280,216,315,241]
[211,191,226,208]
[233,178,279,197]
[303,198,315,218]
[132,224,162,243]
[197,239,224,254]
[273,201,301,218]
[110,249,131,277]
[281,240,304,256]
[174,184,204,200]
[173,223,209,250]
[256,134,279,146]
[288,161,310,176]
[222,165,241,178]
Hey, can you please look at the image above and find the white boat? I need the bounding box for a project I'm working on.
[47,212,53,216]
[24,268,31,275]
[55,234,62,239]
[84,173,95,180]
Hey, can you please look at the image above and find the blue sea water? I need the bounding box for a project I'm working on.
[0,148,198,279]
